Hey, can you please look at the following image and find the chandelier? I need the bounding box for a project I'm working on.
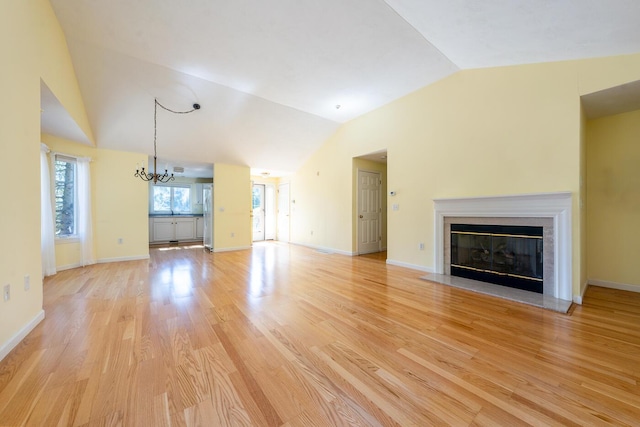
[135,98,201,184]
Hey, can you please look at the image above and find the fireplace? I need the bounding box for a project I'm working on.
[450,224,543,293]
[432,192,573,303]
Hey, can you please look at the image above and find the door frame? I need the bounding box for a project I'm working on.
[252,183,266,241]
[356,169,382,255]
[277,182,290,242]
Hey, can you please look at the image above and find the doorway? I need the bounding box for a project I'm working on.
[253,183,276,242]
[252,184,265,241]
[277,183,290,242]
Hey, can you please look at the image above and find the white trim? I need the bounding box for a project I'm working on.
[290,242,355,256]
[434,192,573,302]
[55,236,80,244]
[588,279,640,293]
[56,262,82,271]
[0,310,45,362]
[57,255,149,271]
[97,255,150,264]
[573,282,588,305]
[386,259,435,273]
[572,280,588,304]
[213,245,252,253]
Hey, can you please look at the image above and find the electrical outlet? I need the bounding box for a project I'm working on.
[419,243,425,250]
[231,232,235,237]
[310,230,314,235]
[24,275,30,291]
[118,238,124,244]
[3,284,9,302]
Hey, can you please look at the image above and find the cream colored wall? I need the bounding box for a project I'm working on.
[43,134,150,266]
[291,54,640,297]
[290,136,354,252]
[213,164,252,250]
[586,109,640,288]
[0,0,94,356]
[93,148,149,261]
[352,159,388,253]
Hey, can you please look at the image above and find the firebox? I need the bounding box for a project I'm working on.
[450,224,543,293]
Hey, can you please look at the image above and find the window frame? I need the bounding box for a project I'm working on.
[151,184,192,214]
[53,154,79,240]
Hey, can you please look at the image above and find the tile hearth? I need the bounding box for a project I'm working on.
[421,273,573,313]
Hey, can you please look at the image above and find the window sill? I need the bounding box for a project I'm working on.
[55,236,80,244]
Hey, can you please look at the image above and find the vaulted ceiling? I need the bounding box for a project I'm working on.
[46,0,640,175]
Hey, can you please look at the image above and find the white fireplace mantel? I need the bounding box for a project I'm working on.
[434,192,573,301]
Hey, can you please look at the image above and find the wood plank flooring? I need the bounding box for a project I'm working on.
[1,242,639,426]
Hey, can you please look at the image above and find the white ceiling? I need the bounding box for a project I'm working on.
[45,0,640,176]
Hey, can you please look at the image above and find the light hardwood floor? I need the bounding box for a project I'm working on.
[1,242,639,426]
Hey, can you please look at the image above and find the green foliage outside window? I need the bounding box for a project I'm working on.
[153,185,191,213]
[55,157,76,236]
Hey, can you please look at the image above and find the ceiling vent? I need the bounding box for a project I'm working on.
[173,166,185,173]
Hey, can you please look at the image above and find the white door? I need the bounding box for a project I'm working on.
[252,184,265,241]
[265,185,276,240]
[277,183,290,242]
[357,170,381,254]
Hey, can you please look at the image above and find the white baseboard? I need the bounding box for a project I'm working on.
[572,280,590,305]
[56,263,82,271]
[0,310,45,362]
[58,255,149,271]
[386,259,435,273]
[290,242,355,256]
[588,279,640,293]
[97,255,150,264]
[213,246,252,253]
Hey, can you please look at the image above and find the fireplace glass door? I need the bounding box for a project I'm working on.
[451,224,543,293]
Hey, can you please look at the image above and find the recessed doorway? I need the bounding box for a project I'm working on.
[354,151,387,255]
[253,183,276,242]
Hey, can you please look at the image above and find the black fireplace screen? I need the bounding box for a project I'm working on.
[451,224,543,293]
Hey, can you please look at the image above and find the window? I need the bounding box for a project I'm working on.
[152,185,191,213]
[54,155,77,237]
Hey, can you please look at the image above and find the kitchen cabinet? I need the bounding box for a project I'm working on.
[150,217,197,242]
[195,216,205,239]
[175,217,196,240]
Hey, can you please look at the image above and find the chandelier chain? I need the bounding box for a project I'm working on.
[154,99,200,158]
[135,98,201,184]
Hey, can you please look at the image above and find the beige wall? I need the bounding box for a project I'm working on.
[291,54,640,298]
[213,164,252,251]
[290,136,354,253]
[43,134,150,267]
[586,109,640,288]
[0,0,94,356]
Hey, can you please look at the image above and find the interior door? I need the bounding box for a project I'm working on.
[252,184,265,241]
[357,170,381,254]
[277,183,290,242]
[265,184,276,240]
